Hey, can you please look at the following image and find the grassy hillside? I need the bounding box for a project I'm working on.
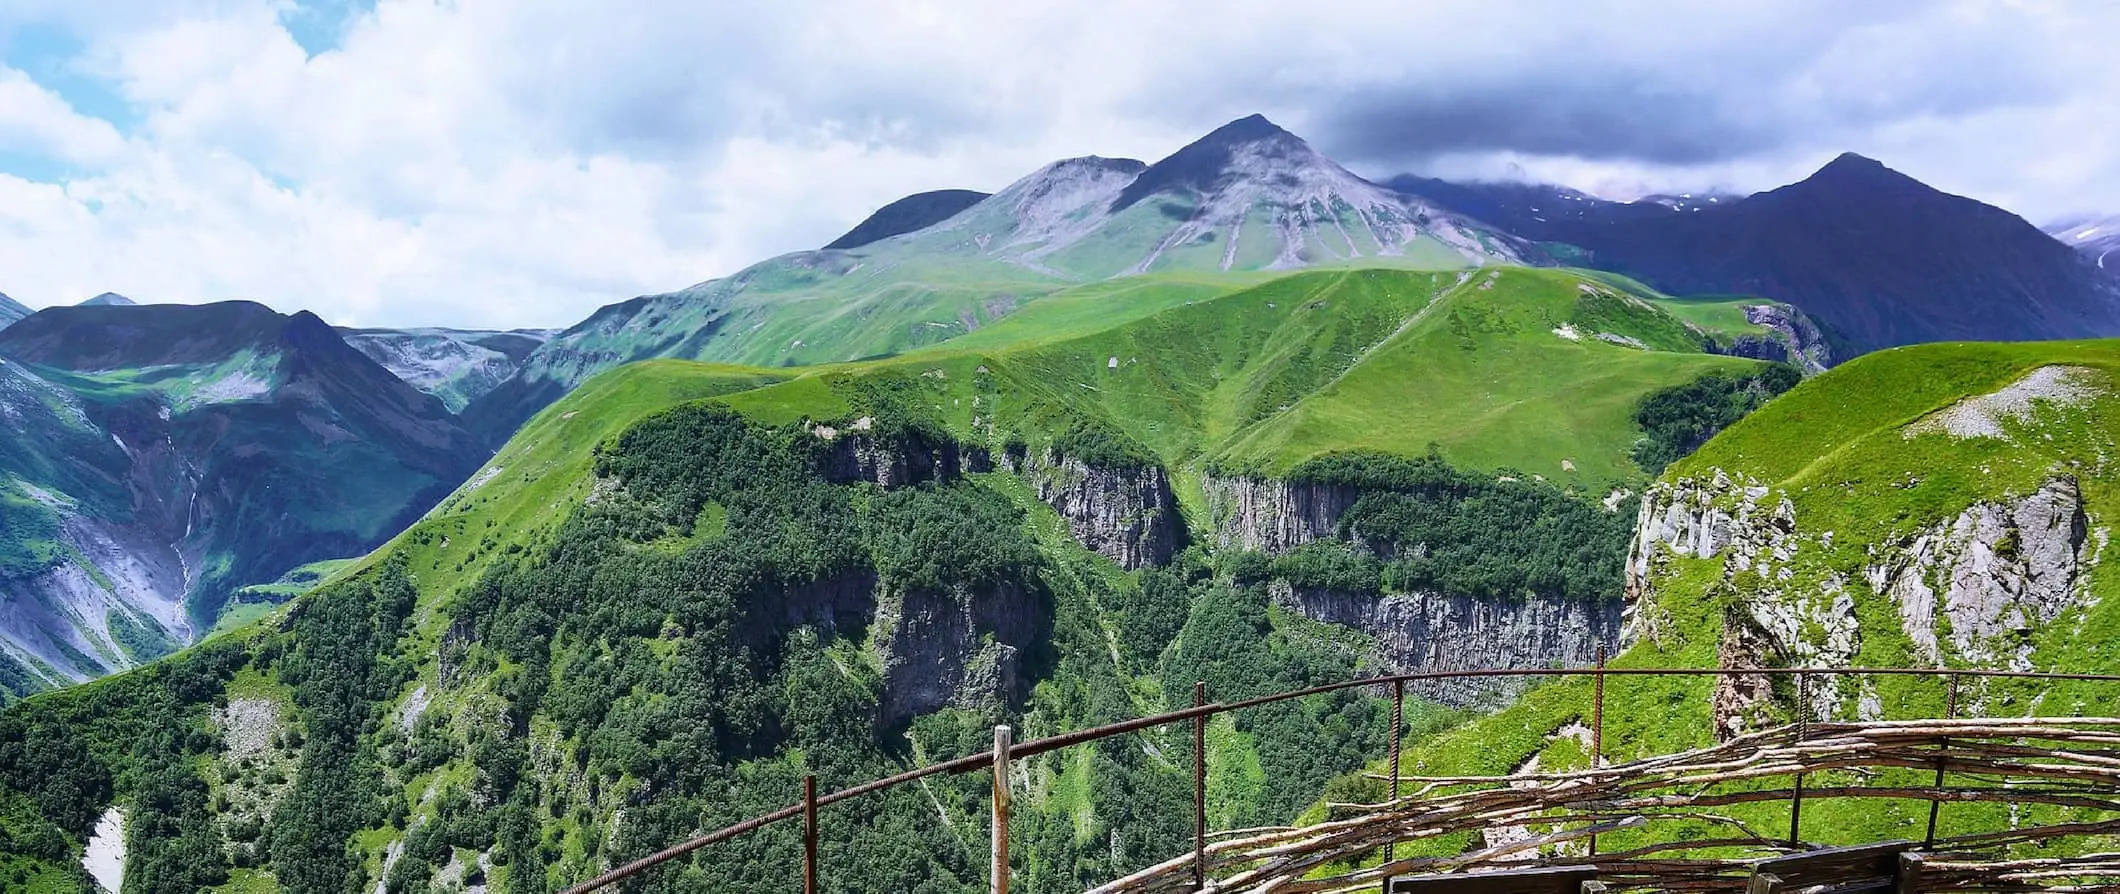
[716,266,1764,495]
[1363,339,2120,867]
[0,264,1784,892]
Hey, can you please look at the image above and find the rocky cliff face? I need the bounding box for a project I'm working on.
[1007,449,1180,570]
[1710,304,1832,373]
[1630,470,2095,737]
[1865,477,2089,669]
[1201,475,1363,553]
[815,421,992,487]
[872,581,1047,727]
[1271,581,1619,706]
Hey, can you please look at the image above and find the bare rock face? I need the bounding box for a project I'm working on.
[1271,581,1619,707]
[1710,304,1832,373]
[872,581,1046,727]
[1632,471,2092,737]
[816,425,991,488]
[1867,476,2088,669]
[1202,475,1363,553]
[1010,449,1180,570]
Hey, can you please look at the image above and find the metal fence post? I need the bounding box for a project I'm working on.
[992,726,1012,894]
[1789,672,1808,848]
[1590,644,1607,857]
[1925,673,1960,849]
[1194,681,1208,891]
[803,774,819,894]
[1387,678,1404,865]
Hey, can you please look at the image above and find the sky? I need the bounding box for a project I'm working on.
[0,0,2115,329]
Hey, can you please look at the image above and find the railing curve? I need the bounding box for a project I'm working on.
[559,665,2120,894]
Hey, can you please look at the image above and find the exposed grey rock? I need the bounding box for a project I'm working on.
[1868,476,2088,668]
[871,581,1046,727]
[816,428,990,488]
[1710,303,1832,373]
[1632,470,2091,736]
[1010,449,1180,569]
[1202,474,1363,553]
[1271,581,1618,707]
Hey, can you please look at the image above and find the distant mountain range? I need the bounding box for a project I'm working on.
[462,114,1526,440]
[2047,214,2120,271]
[1391,154,2120,353]
[0,301,484,695]
[0,293,27,326]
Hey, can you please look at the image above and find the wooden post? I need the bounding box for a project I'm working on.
[1387,678,1404,865]
[1193,681,1208,891]
[992,725,1012,894]
[803,774,819,894]
[1789,673,1808,849]
[1590,644,1606,857]
[1925,673,1959,849]
[1897,853,1927,894]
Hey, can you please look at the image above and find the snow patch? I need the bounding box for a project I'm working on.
[1902,365,2103,441]
[1551,323,1581,341]
[84,808,125,893]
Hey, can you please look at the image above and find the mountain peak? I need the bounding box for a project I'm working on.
[824,188,993,251]
[1798,152,1922,192]
[1111,114,1321,212]
[80,292,138,307]
[1196,113,1297,146]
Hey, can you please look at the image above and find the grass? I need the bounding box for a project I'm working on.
[1372,337,2120,857]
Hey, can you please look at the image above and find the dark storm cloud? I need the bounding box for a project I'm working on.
[1316,76,1780,166]
[1292,3,2078,171]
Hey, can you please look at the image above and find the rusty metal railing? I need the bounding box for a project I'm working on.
[556,664,2120,894]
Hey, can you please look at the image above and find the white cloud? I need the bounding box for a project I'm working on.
[0,0,2113,328]
[0,67,126,165]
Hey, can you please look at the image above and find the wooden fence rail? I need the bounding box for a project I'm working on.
[555,666,2120,894]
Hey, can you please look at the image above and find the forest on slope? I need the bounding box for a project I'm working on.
[0,265,1800,891]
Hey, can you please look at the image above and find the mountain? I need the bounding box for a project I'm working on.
[0,301,486,698]
[337,326,557,412]
[823,188,991,250]
[77,292,138,307]
[0,293,27,327]
[1395,154,2120,354]
[2047,214,2120,271]
[461,114,1522,444]
[0,264,1796,890]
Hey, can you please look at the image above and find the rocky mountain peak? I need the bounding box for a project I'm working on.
[1112,113,1323,212]
[79,292,138,307]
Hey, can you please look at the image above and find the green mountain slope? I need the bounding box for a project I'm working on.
[1369,339,2120,863]
[0,302,487,701]
[0,264,1788,892]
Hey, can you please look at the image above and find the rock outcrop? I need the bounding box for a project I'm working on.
[1708,304,1832,373]
[1202,475,1364,553]
[1631,470,2093,736]
[1008,449,1181,569]
[872,581,1047,727]
[816,423,991,487]
[1271,581,1619,707]
[1866,476,2089,669]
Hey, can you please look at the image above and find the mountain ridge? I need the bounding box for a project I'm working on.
[823,188,992,250]
[461,114,1521,444]
[1393,153,2120,353]
[0,300,486,697]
